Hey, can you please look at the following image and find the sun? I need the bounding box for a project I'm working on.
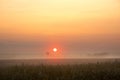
[53,48,57,52]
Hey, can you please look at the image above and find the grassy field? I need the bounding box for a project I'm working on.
[0,61,120,80]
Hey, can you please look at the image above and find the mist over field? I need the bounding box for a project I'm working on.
[0,0,120,80]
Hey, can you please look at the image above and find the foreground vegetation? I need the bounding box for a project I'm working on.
[0,62,120,80]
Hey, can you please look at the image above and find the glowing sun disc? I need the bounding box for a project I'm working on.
[53,48,57,52]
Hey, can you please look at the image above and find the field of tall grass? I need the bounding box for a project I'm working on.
[0,61,120,80]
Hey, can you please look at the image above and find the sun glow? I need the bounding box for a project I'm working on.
[53,48,57,52]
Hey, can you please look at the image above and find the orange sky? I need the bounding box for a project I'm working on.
[0,0,120,59]
[1,0,120,35]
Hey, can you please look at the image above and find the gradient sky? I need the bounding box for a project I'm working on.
[0,0,120,59]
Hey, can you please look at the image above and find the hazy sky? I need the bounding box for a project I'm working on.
[0,0,120,59]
